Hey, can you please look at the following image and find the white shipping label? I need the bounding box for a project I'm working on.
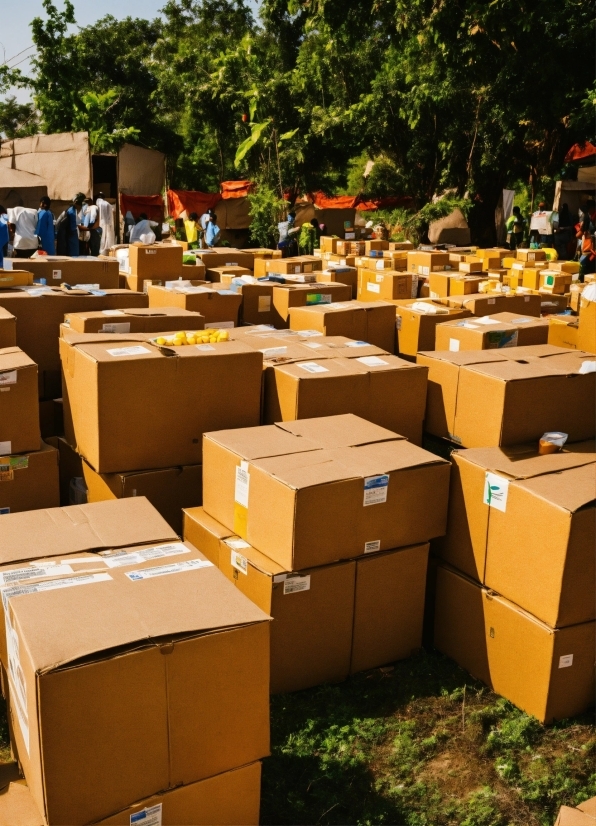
[126,559,213,581]
[205,321,234,329]
[483,472,509,512]
[559,654,573,668]
[512,317,531,323]
[579,361,596,374]
[258,296,271,312]
[283,575,310,594]
[297,330,323,337]
[364,540,381,554]
[106,346,151,357]
[102,309,126,316]
[0,371,17,386]
[448,338,461,352]
[101,323,131,334]
[357,356,388,367]
[225,538,251,550]
[396,317,402,331]
[195,344,215,351]
[487,298,496,304]
[461,322,480,330]
[304,341,324,349]
[0,442,12,456]
[475,317,498,325]
[131,803,163,826]
[0,563,74,585]
[375,274,384,282]
[230,550,248,575]
[235,462,250,508]
[346,341,370,348]
[273,574,287,583]
[1,573,112,610]
[100,543,189,568]
[52,269,62,280]
[363,474,389,506]
[297,362,329,374]
[367,282,381,293]
[260,346,287,357]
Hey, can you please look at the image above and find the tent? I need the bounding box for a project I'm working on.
[0,167,48,210]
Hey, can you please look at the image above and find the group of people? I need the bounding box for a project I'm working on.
[505,199,596,277]
[0,193,116,267]
[183,209,221,248]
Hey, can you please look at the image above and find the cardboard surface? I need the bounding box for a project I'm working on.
[129,244,184,280]
[203,419,449,570]
[0,307,16,349]
[65,307,205,334]
[83,460,203,535]
[12,257,120,289]
[446,293,542,317]
[439,447,595,627]
[147,284,242,326]
[435,318,521,352]
[434,564,595,724]
[271,283,352,328]
[288,301,397,353]
[60,335,263,472]
[0,347,41,454]
[0,442,59,516]
[396,303,472,356]
[1,540,270,825]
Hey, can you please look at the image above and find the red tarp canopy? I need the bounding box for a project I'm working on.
[167,190,220,220]
[565,142,596,163]
[221,180,254,199]
[307,192,414,212]
[120,194,164,222]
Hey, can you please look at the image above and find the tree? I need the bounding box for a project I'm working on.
[0,96,38,138]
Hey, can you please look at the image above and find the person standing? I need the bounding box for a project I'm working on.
[81,197,101,256]
[7,206,39,258]
[66,194,85,257]
[0,207,9,268]
[129,213,159,243]
[184,212,201,249]
[531,202,554,246]
[505,206,525,250]
[36,196,55,255]
[204,213,221,248]
[96,193,115,253]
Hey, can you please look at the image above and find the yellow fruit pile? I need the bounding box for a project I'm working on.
[154,329,230,346]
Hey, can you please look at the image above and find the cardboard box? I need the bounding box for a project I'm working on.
[65,306,205,334]
[396,302,472,357]
[0,307,16,349]
[359,270,413,302]
[83,460,202,535]
[60,333,263,472]
[570,283,584,313]
[486,312,549,345]
[440,447,595,619]
[0,540,269,825]
[388,241,414,251]
[446,293,542,317]
[320,236,338,254]
[540,270,573,294]
[0,269,34,287]
[6,257,120,289]
[555,798,596,826]
[0,289,148,399]
[578,296,596,354]
[459,258,483,273]
[516,248,547,262]
[0,762,262,826]
[407,251,450,276]
[435,318,520,352]
[202,416,450,569]
[183,506,235,567]
[548,261,581,275]
[0,442,59,515]
[271,283,353,328]
[220,278,277,326]
[288,300,396,353]
[195,248,255,272]
[265,258,306,276]
[316,267,358,299]
[0,348,41,455]
[434,564,595,723]
[548,316,579,349]
[449,276,484,295]
[357,257,394,272]
[207,265,252,283]
[262,354,427,444]
[128,243,184,280]
[147,284,242,327]
[365,239,389,252]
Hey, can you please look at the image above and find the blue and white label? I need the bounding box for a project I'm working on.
[131,803,162,826]
[483,472,509,512]
[363,474,390,506]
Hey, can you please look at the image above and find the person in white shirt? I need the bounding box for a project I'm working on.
[129,213,159,244]
[7,206,38,258]
[81,197,101,256]
[96,192,115,253]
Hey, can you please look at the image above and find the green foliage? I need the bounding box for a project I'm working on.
[247,184,288,248]
[0,97,38,139]
[362,197,472,243]
[72,91,140,152]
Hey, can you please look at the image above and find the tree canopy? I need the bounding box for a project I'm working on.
[2,0,594,236]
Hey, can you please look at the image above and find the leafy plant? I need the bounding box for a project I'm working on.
[247,183,288,248]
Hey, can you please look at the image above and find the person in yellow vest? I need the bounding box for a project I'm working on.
[184,212,201,249]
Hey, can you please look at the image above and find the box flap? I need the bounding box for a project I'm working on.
[463,359,569,381]
[417,350,509,366]
[0,498,178,566]
[578,798,596,817]
[500,344,576,360]
[0,348,34,370]
[7,543,269,671]
[205,425,321,460]
[276,413,402,447]
[455,446,596,480]
[73,339,255,362]
[515,462,596,513]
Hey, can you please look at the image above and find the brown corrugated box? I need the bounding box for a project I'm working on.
[82,459,202,535]
[548,315,579,349]
[196,248,255,272]
[8,257,120,289]
[578,295,596,353]
[406,251,450,276]
[146,284,242,327]
[202,415,449,570]
[0,347,41,455]
[0,307,16,348]
[439,446,595,626]
[315,267,358,298]
[0,288,148,399]
[358,270,413,301]
[262,354,427,445]
[435,318,521,352]
[0,269,34,288]
[129,243,184,280]
[60,332,263,473]
[271,283,353,328]
[184,507,429,691]
[434,564,595,724]
[0,762,262,826]
[516,248,547,262]
[288,300,396,353]
[0,442,59,515]
[206,265,252,282]
[446,293,542,317]
[0,539,269,825]
[396,302,472,357]
[65,307,205,334]
[486,311,549,344]
[555,797,596,825]
[216,278,277,326]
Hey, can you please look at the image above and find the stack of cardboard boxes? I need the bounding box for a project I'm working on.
[184,414,451,693]
[0,497,270,824]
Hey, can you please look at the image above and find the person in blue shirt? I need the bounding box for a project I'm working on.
[205,213,221,248]
[0,206,9,268]
[36,196,55,255]
[66,193,85,257]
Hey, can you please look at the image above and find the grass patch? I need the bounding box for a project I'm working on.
[262,650,595,826]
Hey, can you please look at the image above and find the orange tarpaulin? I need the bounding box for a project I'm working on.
[308,192,414,211]
[565,142,596,163]
[167,189,220,220]
[221,180,254,199]
[120,193,164,222]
